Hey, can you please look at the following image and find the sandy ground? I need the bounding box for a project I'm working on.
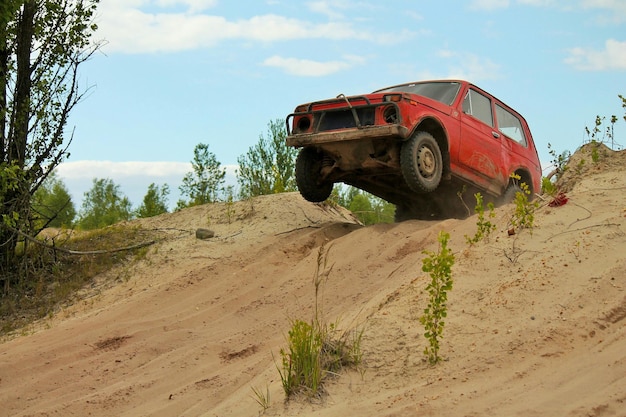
[1,143,625,417]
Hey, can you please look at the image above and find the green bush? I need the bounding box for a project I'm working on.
[465,193,496,245]
[278,319,323,397]
[509,178,538,234]
[420,231,455,365]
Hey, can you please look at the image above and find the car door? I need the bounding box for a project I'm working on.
[457,88,505,194]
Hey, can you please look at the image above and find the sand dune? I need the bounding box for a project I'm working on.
[1,143,625,417]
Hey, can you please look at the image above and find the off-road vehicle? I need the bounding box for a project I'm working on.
[286,80,542,220]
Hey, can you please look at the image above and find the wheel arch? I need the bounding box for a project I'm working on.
[413,117,451,178]
[508,167,535,196]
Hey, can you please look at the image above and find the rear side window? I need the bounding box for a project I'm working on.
[462,89,493,127]
[495,104,527,146]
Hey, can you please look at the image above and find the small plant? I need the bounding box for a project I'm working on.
[569,241,581,263]
[503,239,524,264]
[225,193,235,224]
[541,177,557,196]
[277,319,323,397]
[547,143,570,179]
[509,175,538,234]
[591,141,600,163]
[276,243,364,399]
[584,94,626,151]
[251,384,271,412]
[419,231,455,365]
[465,193,496,245]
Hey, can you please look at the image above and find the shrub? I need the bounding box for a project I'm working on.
[465,193,496,245]
[277,319,323,397]
[420,231,455,365]
[509,177,538,234]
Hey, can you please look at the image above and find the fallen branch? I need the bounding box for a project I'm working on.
[9,226,156,255]
[543,222,623,243]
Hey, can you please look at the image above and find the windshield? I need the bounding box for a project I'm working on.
[375,81,461,106]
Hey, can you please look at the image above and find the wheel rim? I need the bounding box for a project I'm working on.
[417,146,436,178]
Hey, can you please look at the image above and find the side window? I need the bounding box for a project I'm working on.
[462,89,493,127]
[495,104,527,146]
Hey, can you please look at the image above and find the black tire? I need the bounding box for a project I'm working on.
[400,131,443,193]
[394,204,412,222]
[295,147,333,202]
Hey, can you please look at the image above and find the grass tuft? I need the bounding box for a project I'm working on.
[276,243,364,400]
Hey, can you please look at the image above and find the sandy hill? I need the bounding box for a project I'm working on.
[1,144,625,417]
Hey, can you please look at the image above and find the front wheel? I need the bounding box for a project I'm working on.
[400,131,443,193]
[295,147,333,202]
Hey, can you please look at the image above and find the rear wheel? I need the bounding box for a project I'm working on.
[499,182,522,206]
[295,147,333,202]
[400,131,443,193]
[394,204,411,222]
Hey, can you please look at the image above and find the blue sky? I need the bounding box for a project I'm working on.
[57,0,626,209]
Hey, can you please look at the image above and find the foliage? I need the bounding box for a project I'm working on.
[419,231,455,365]
[541,176,558,196]
[547,143,570,180]
[31,172,76,229]
[465,192,496,245]
[349,193,394,224]
[278,318,324,397]
[582,94,626,152]
[177,143,225,209]
[332,185,395,224]
[584,99,623,151]
[78,178,132,230]
[0,162,24,229]
[509,175,538,234]
[237,119,298,199]
[277,243,364,399]
[0,0,101,279]
[135,183,169,218]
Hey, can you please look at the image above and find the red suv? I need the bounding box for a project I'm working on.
[286,80,541,220]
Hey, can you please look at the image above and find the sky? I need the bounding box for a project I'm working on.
[57,0,626,210]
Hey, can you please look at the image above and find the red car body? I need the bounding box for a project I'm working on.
[286,80,541,219]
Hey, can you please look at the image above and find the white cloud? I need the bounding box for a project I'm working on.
[307,1,345,19]
[95,2,407,53]
[262,55,365,77]
[469,0,510,10]
[154,0,218,13]
[516,0,556,6]
[435,50,502,81]
[580,0,626,23]
[57,160,192,179]
[565,39,626,71]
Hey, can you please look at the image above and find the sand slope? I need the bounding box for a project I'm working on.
[1,144,625,417]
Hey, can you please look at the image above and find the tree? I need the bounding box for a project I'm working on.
[78,178,132,230]
[32,171,76,229]
[177,143,225,209]
[236,119,298,198]
[0,1,100,278]
[333,185,395,225]
[136,183,169,218]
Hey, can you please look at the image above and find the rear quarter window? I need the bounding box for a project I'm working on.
[495,104,527,146]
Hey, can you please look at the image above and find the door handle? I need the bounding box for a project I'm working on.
[492,131,500,138]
